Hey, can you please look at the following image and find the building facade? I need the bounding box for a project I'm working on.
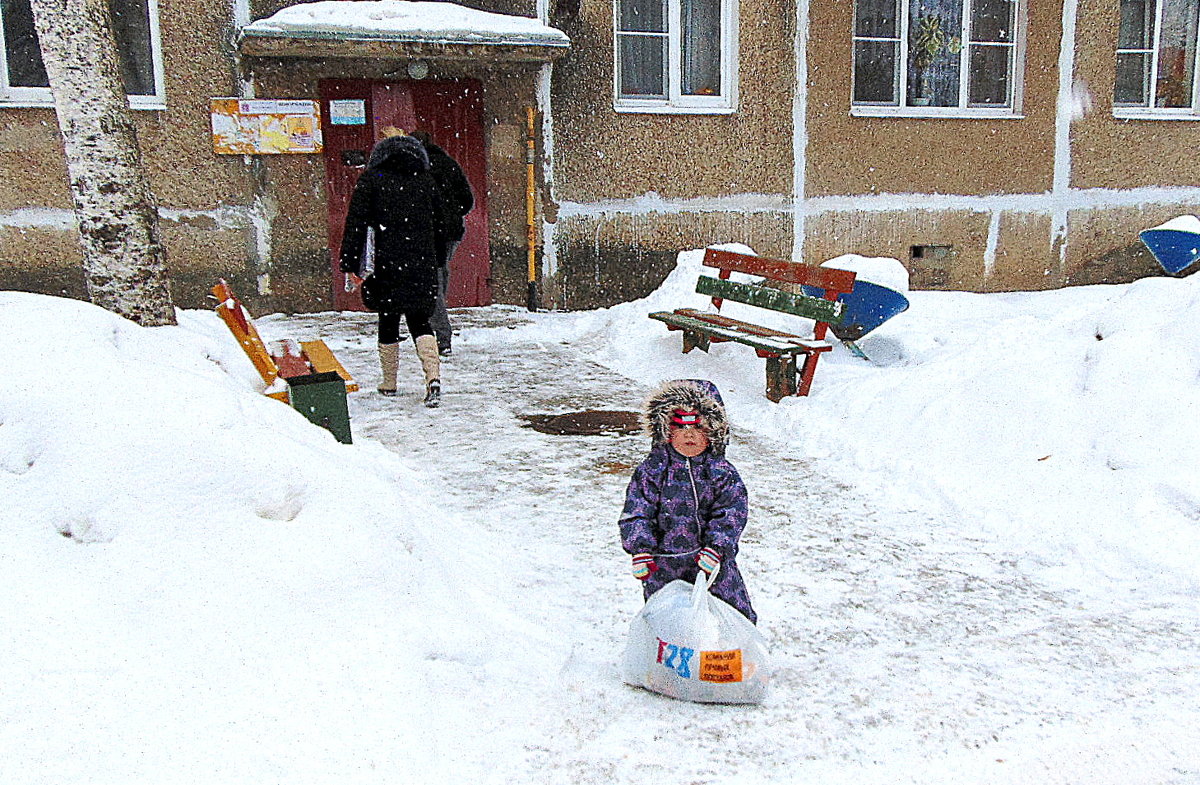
[1,0,1197,313]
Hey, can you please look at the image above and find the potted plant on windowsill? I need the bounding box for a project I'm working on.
[911,15,947,106]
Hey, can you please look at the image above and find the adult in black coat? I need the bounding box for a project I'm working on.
[411,130,474,356]
[340,132,446,407]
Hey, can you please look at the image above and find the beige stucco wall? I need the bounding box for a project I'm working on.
[544,0,796,308]
[550,0,794,201]
[1071,2,1200,190]
[546,0,1151,306]
[796,0,1196,293]
[5,0,1200,315]
[0,114,69,209]
[1063,204,1200,285]
[804,210,990,289]
[991,212,1059,289]
[476,69,546,306]
[802,208,1068,292]
[0,0,258,308]
[805,2,1061,198]
[548,210,792,309]
[1056,2,1200,284]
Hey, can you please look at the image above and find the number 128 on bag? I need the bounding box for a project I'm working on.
[656,638,744,682]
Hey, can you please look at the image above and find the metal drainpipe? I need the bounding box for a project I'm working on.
[526,106,538,312]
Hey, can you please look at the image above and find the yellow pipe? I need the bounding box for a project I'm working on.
[525,107,538,311]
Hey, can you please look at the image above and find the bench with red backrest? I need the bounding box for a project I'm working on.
[649,249,856,401]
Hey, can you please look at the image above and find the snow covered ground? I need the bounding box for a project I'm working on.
[2,247,1199,784]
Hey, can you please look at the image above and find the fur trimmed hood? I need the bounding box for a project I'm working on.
[642,379,730,455]
[366,134,430,173]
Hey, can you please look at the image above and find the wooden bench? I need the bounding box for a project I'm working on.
[649,249,857,401]
[211,279,358,403]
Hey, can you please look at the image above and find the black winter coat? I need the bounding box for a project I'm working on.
[340,135,445,313]
[424,142,474,244]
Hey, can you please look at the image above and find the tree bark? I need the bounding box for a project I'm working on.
[29,0,175,326]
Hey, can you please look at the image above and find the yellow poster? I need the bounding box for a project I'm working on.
[211,98,323,155]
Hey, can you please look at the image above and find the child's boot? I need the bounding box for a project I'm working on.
[377,342,400,396]
[415,334,441,408]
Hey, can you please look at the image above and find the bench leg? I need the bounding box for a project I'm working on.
[682,330,711,354]
[796,352,820,396]
[764,356,797,402]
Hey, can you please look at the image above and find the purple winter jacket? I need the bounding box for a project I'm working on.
[619,442,757,623]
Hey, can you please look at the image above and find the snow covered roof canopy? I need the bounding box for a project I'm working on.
[239,0,570,63]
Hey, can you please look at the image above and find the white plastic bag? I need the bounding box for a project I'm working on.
[621,568,770,704]
[361,226,377,277]
[342,228,376,293]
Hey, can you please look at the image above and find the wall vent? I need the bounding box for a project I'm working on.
[910,244,953,288]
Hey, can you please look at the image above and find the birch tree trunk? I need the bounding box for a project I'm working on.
[29,0,175,326]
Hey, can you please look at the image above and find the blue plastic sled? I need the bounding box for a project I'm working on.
[803,279,910,342]
[1140,217,1200,274]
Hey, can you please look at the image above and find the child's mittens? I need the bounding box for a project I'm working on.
[696,546,721,575]
[631,553,658,580]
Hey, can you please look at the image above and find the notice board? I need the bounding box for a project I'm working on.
[211,98,323,155]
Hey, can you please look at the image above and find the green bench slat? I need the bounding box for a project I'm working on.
[695,276,846,324]
[649,311,833,354]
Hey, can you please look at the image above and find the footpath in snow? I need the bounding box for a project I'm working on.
[281,299,1200,784]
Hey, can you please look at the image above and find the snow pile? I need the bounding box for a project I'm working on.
[1145,214,1200,235]
[556,247,1200,598]
[244,0,570,45]
[0,291,543,782]
[821,253,910,293]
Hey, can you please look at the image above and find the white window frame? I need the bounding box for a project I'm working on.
[851,0,1026,119]
[1114,0,1200,119]
[613,0,738,115]
[0,0,166,109]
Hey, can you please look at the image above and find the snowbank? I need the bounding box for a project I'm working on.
[546,247,1200,598]
[0,292,543,782]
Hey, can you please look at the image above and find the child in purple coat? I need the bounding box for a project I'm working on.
[618,379,757,623]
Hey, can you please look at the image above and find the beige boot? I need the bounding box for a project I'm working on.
[377,342,400,396]
[415,334,441,408]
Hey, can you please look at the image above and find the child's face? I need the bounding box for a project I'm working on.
[669,412,710,458]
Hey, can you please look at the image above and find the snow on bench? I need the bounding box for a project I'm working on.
[211,279,358,404]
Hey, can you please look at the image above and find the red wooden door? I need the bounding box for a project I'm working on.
[320,78,490,311]
[320,79,374,311]
[404,80,490,308]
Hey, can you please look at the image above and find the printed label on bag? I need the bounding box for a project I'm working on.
[699,649,743,683]
[656,638,696,679]
[656,638,743,682]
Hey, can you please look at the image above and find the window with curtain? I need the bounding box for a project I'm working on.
[1115,0,1200,112]
[852,0,1021,113]
[615,0,735,112]
[0,0,163,106]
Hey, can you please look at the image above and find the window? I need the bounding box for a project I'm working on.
[1115,0,1200,114]
[0,0,164,107]
[852,0,1022,114]
[614,0,737,113]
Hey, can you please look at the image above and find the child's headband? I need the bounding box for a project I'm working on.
[670,409,703,427]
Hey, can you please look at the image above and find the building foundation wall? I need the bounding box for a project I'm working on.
[547,210,792,310]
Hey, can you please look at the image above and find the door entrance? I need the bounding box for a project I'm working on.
[320,78,491,311]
